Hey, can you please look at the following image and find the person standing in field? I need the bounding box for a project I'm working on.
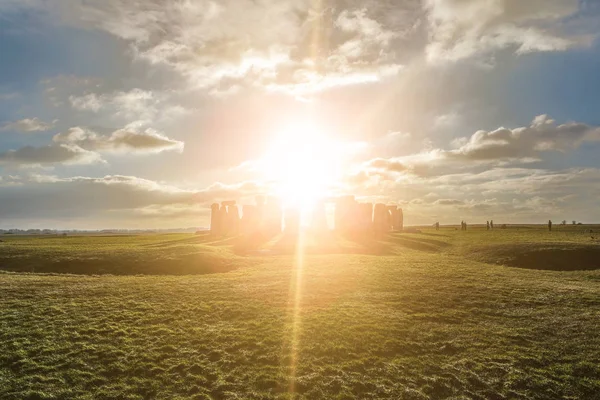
[548,220,552,231]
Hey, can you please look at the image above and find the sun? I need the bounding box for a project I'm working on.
[261,121,342,213]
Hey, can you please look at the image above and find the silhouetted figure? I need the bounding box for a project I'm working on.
[490,220,494,230]
[548,220,552,232]
[486,221,490,231]
[435,222,439,231]
[464,221,467,231]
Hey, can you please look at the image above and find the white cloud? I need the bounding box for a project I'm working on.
[53,126,184,154]
[335,8,398,59]
[363,115,600,176]
[69,93,103,112]
[424,0,589,63]
[448,115,600,161]
[69,88,159,120]
[1,117,55,132]
[17,1,410,97]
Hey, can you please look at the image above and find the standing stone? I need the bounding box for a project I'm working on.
[395,208,404,231]
[220,201,238,236]
[210,203,221,235]
[359,203,373,232]
[373,204,388,234]
[548,220,552,232]
[219,203,230,235]
[387,206,397,231]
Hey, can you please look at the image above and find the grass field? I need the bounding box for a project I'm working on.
[1,227,599,399]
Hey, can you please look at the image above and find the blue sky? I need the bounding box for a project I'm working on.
[0,0,600,229]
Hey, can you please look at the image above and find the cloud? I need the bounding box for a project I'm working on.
[15,1,409,97]
[0,174,268,225]
[69,93,103,112]
[335,8,398,59]
[363,150,446,178]
[448,115,600,161]
[424,0,589,63]
[0,125,183,167]
[0,144,102,166]
[345,165,600,224]
[366,158,409,172]
[69,88,158,120]
[433,198,464,206]
[53,126,184,154]
[361,115,600,178]
[1,117,55,132]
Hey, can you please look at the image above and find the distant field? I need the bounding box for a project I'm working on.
[1,227,599,399]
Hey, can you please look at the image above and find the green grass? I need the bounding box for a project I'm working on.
[1,227,599,399]
[0,234,241,275]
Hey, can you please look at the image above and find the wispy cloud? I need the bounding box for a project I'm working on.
[1,117,55,133]
[53,126,184,154]
[424,0,591,63]
[0,144,103,167]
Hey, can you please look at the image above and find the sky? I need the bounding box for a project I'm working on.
[1,0,600,229]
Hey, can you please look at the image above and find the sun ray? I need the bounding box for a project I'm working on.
[285,0,323,393]
[287,228,306,393]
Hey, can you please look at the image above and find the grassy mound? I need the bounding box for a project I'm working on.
[472,243,600,271]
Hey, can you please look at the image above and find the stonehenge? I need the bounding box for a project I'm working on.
[209,195,404,237]
[210,201,241,236]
